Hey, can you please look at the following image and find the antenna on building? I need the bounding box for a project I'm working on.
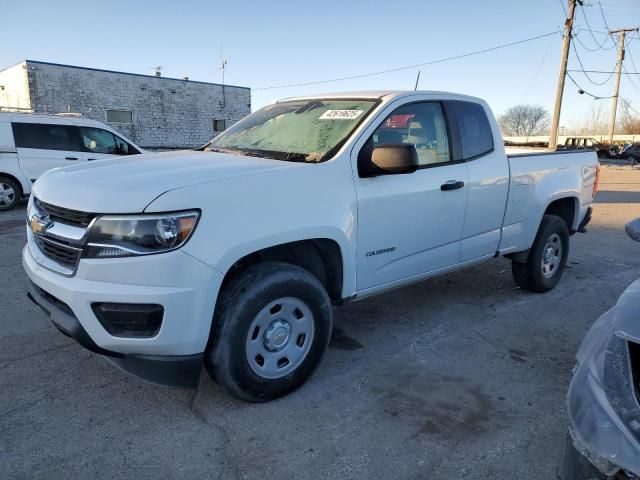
[219,46,228,109]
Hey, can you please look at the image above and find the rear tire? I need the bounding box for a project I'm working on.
[205,262,333,402]
[0,177,21,212]
[511,214,570,293]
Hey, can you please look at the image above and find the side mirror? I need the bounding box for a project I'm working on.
[625,217,640,242]
[371,144,418,175]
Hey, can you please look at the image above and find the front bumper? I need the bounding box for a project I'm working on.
[23,244,224,388]
[567,279,640,476]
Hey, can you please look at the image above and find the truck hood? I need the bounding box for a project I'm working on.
[32,150,298,213]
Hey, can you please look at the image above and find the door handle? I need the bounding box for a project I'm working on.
[440,180,465,191]
[64,156,79,161]
[87,158,97,161]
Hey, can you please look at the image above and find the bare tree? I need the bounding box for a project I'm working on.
[619,98,640,134]
[498,105,550,138]
[567,100,640,136]
[568,103,609,135]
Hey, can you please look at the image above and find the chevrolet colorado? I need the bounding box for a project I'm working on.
[23,91,599,402]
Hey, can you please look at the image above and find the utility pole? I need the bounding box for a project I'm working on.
[608,28,638,144]
[549,0,580,150]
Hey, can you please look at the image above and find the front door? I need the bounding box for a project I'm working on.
[354,101,469,290]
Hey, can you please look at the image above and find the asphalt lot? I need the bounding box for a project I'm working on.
[1,164,639,480]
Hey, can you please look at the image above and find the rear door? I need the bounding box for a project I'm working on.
[12,121,84,181]
[445,100,509,262]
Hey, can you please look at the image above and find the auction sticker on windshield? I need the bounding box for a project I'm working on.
[319,110,363,120]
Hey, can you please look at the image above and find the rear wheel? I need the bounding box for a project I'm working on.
[205,262,333,402]
[0,177,20,212]
[512,214,570,293]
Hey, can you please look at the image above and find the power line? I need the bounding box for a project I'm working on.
[622,65,640,94]
[598,1,613,33]
[577,2,617,50]
[626,41,640,74]
[520,33,557,103]
[567,69,640,74]
[566,72,614,98]
[574,30,607,51]
[571,40,617,84]
[626,101,640,116]
[558,0,568,17]
[254,30,561,90]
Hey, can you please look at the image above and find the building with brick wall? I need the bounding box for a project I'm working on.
[0,60,251,149]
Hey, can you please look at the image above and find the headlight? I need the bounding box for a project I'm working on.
[84,211,200,258]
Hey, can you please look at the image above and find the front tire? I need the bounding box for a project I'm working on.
[205,262,333,402]
[512,214,570,293]
[0,177,21,212]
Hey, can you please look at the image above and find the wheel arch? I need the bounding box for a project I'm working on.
[218,237,347,305]
[0,171,27,198]
[505,195,578,264]
[543,196,579,233]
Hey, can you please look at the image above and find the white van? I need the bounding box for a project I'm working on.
[0,112,143,211]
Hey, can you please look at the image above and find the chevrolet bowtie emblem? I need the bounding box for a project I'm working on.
[30,215,52,235]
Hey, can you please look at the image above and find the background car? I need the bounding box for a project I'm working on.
[617,143,640,166]
[0,112,144,211]
[559,136,612,159]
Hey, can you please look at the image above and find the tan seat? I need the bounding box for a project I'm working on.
[408,121,439,165]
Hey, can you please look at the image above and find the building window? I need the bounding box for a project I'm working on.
[213,119,226,132]
[106,110,133,124]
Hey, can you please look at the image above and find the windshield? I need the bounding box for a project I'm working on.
[206,99,378,162]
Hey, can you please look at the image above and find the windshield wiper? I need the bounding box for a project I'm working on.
[283,152,316,162]
[207,146,268,158]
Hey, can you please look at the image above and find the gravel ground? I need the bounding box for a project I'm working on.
[1,164,639,479]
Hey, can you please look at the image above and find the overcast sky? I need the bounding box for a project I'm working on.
[2,0,639,127]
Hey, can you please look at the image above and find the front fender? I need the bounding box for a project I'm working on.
[145,157,358,298]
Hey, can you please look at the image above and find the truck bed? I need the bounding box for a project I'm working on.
[498,149,598,256]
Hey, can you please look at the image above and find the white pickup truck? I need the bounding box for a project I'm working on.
[23,91,599,402]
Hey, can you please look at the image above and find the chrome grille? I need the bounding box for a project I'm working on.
[35,198,96,227]
[33,234,82,269]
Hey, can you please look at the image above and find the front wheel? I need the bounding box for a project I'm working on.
[205,262,333,402]
[512,214,570,293]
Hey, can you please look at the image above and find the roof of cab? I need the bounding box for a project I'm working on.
[278,90,485,104]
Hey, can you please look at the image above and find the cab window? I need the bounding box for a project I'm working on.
[447,101,494,160]
[369,102,451,167]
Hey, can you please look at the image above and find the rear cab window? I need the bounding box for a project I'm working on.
[446,101,494,160]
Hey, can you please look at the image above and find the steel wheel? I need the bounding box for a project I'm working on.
[0,182,15,207]
[541,233,562,278]
[245,297,315,379]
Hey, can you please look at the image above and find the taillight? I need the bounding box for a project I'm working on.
[593,163,600,198]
